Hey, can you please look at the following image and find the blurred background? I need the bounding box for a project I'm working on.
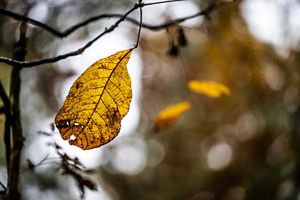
[1,0,300,199]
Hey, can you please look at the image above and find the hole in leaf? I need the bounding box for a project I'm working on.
[56,119,70,128]
[69,135,76,141]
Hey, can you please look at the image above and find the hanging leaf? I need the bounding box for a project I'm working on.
[188,80,230,98]
[177,27,188,47]
[154,101,191,133]
[55,49,133,150]
[167,41,179,57]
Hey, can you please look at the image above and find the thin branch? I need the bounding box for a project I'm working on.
[133,0,143,49]
[0,82,10,108]
[5,17,28,200]
[0,181,5,190]
[0,1,222,68]
[143,0,187,6]
[0,8,63,37]
[0,8,132,37]
[0,81,11,170]
[0,0,186,38]
[0,3,141,67]
[0,106,5,114]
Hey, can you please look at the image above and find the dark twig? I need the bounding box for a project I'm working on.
[143,0,186,6]
[5,18,28,200]
[0,82,10,112]
[51,142,97,199]
[0,1,220,68]
[133,0,143,49]
[26,154,50,171]
[0,0,186,38]
[0,8,133,37]
[0,81,11,168]
[0,181,5,190]
[0,106,5,114]
[0,8,63,37]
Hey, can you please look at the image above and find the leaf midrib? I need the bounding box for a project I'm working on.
[78,50,132,149]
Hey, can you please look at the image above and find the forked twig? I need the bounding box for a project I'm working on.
[0,1,224,68]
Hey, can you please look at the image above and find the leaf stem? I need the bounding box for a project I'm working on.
[133,0,143,49]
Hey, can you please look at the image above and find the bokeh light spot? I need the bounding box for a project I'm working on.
[207,142,233,170]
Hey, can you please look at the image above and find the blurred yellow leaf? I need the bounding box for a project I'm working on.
[154,101,191,133]
[55,49,132,150]
[188,80,230,98]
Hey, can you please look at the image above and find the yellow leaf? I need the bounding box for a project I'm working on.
[188,80,230,98]
[55,49,133,150]
[154,101,191,133]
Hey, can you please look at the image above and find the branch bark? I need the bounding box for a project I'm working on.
[0,81,11,169]
[4,18,28,200]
